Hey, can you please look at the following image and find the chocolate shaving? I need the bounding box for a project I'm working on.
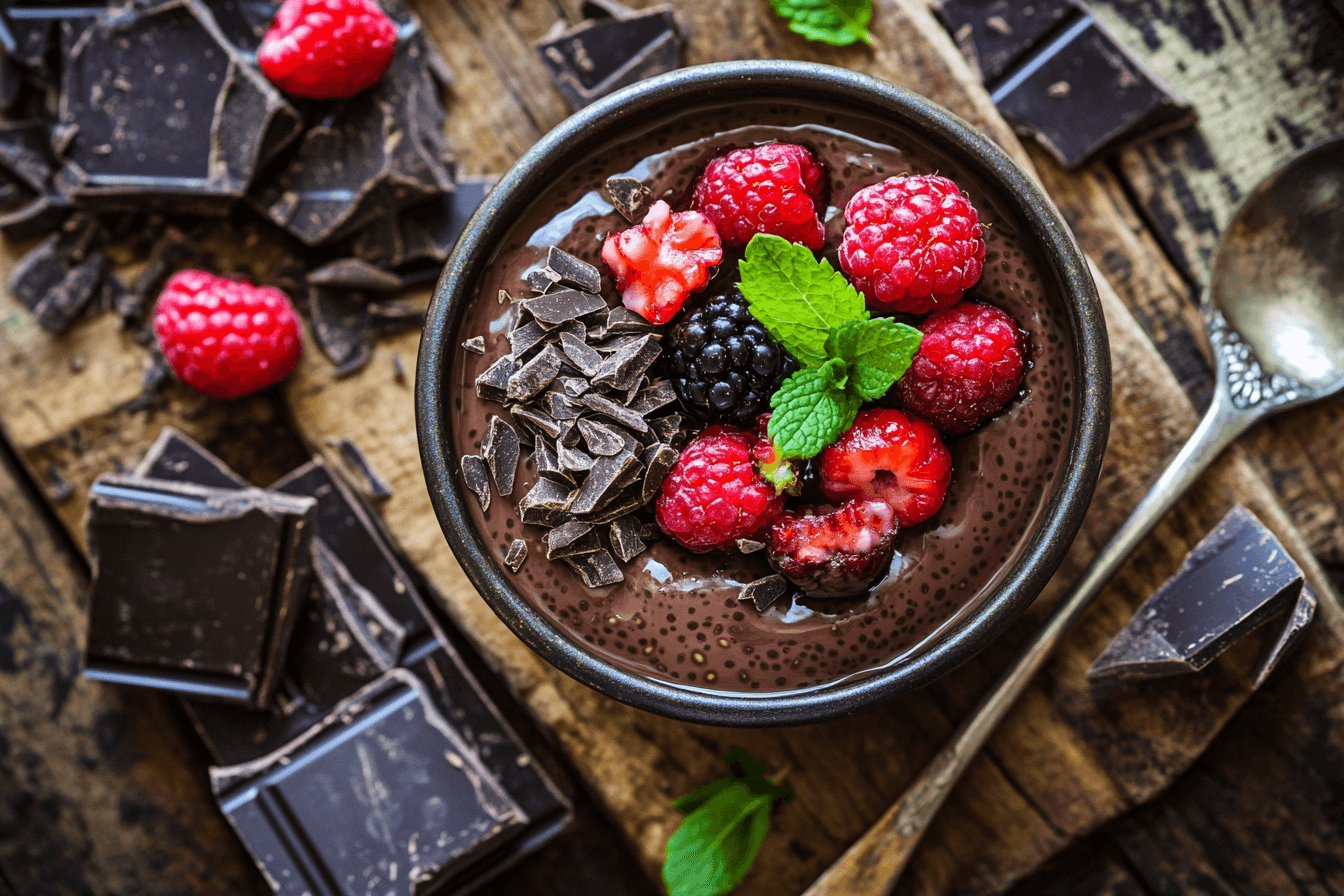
[462,335,486,354]
[542,246,602,294]
[506,344,564,402]
[569,453,640,516]
[605,176,654,223]
[640,443,678,504]
[609,515,647,563]
[482,416,520,498]
[741,575,788,612]
[523,289,607,327]
[518,479,573,527]
[476,355,517,402]
[579,392,649,433]
[505,539,528,572]
[563,549,624,588]
[578,418,626,457]
[460,455,491,513]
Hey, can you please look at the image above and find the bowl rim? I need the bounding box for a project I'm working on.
[416,60,1111,727]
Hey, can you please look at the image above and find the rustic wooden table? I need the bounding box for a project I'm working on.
[2,1,1344,895]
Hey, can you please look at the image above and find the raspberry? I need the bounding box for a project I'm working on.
[819,408,952,526]
[655,425,786,552]
[692,143,826,250]
[257,0,398,100]
[838,174,985,314]
[601,200,723,325]
[767,499,898,598]
[153,271,302,400]
[663,288,797,426]
[896,302,1027,435]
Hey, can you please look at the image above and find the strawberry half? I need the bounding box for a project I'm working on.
[601,200,722,324]
[767,499,898,598]
[818,408,951,527]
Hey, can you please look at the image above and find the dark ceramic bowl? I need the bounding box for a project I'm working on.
[416,61,1109,727]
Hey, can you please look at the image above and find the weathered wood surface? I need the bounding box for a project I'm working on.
[0,1,1342,895]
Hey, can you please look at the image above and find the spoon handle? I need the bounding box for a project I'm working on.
[803,388,1250,896]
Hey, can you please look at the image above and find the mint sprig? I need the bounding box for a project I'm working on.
[769,0,874,46]
[741,234,922,459]
[663,747,793,896]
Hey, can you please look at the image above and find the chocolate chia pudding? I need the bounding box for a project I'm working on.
[445,99,1075,695]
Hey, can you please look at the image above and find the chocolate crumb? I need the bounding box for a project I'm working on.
[605,176,654,223]
[461,455,491,512]
[482,416,520,498]
[609,515,647,563]
[461,335,486,354]
[505,538,528,571]
[741,575,787,612]
[736,539,766,554]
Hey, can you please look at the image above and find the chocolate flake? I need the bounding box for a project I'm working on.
[580,391,649,433]
[461,455,491,512]
[505,539,529,572]
[509,320,551,358]
[736,539,766,554]
[476,355,518,402]
[578,418,626,457]
[605,176,654,223]
[609,516,647,563]
[482,416,520,498]
[543,246,602,294]
[563,549,624,588]
[507,344,564,402]
[462,335,486,354]
[630,379,677,415]
[741,575,788,612]
[523,289,607,327]
[560,331,604,377]
[569,453,639,516]
[557,442,595,473]
[641,443,678,504]
[518,479,573,527]
[592,334,658,391]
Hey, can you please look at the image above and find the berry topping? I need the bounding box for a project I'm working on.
[896,302,1027,435]
[601,200,723,325]
[838,174,985,314]
[153,270,302,400]
[258,0,398,100]
[664,288,798,426]
[692,143,827,250]
[656,425,787,553]
[819,408,952,527]
[767,499,898,598]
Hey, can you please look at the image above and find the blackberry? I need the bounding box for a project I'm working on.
[664,288,796,426]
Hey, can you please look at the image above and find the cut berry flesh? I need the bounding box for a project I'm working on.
[664,288,798,426]
[601,200,723,324]
[656,425,786,553]
[768,499,898,598]
[819,408,952,527]
[692,142,826,250]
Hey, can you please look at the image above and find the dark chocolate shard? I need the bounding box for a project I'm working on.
[482,416,520,498]
[1252,585,1317,689]
[512,405,563,440]
[476,355,518,403]
[935,0,1081,83]
[133,427,248,490]
[557,319,588,343]
[32,251,107,334]
[9,232,66,311]
[505,538,529,572]
[547,391,582,421]
[564,549,624,588]
[580,391,649,433]
[336,439,392,501]
[307,258,404,292]
[309,286,372,376]
[508,320,551,358]
[650,413,686,445]
[309,539,406,670]
[736,539,766,554]
[606,305,654,333]
[638,520,662,542]
[740,575,788,613]
[527,267,562,295]
[0,192,74,240]
[569,453,639,516]
[592,334,658,391]
[535,6,683,112]
[129,225,198,324]
[462,335,486,354]
[355,176,496,271]
[630,379,677,415]
[989,13,1196,168]
[1087,505,1305,683]
[523,289,608,327]
[560,331,604,377]
[578,418,626,457]
[0,120,58,195]
[583,483,645,524]
[557,442,595,473]
[605,175,654,223]
[60,0,301,212]
[518,478,573,527]
[460,454,491,513]
[507,344,564,402]
[545,522,600,560]
[543,245,602,294]
[533,438,569,483]
[368,301,427,338]
[609,515,647,563]
[559,376,590,397]
[640,443,678,504]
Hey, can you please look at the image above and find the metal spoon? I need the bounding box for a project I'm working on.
[804,134,1344,896]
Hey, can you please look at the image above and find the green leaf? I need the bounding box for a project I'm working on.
[663,783,773,896]
[768,367,862,459]
[727,747,794,803]
[674,778,737,815]
[827,318,923,401]
[740,234,867,367]
[769,0,874,46]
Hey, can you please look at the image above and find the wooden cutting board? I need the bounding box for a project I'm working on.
[2,1,1342,894]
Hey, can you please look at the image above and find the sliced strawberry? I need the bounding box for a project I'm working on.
[818,408,951,526]
[767,499,898,598]
[601,200,722,324]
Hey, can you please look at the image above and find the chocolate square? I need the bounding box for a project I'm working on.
[935,0,1081,83]
[535,6,683,111]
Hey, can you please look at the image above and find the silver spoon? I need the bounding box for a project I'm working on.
[804,134,1344,896]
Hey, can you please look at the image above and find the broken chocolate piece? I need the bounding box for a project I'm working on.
[640,443,678,504]
[579,391,649,433]
[336,439,392,501]
[1087,506,1306,683]
[505,538,529,572]
[462,335,486,354]
[564,549,624,588]
[512,406,563,440]
[1252,585,1317,688]
[358,176,497,272]
[307,257,404,292]
[935,0,1081,83]
[740,575,788,613]
[578,418,626,457]
[518,478,573,527]
[460,454,491,513]
[507,344,564,402]
[569,453,640,516]
[592,334,658,391]
[736,539,766,554]
[535,6,683,112]
[542,245,602,294]
[509,320,551,358]
[547,391,582,420]
[605,175,654,223]
[560,330,604,377]
[584,483,645,524]
[32,251,107,334]
[476,355,518,402]
[523,289,608,327]
[650,413,685,445]
[527,267,561,294]
[533,438,569,483]
[559,376,590,397]
[609,515,647,563]
[309,286,373,377]
[557,442,595,473]
[545,525,602,560]
[8,232,67,311]
[606,305,655,333]
[482,416,520,498]
[630,379,677,415]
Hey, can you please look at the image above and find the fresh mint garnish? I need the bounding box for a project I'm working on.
[740,234,922,459]
[769,0,874,46]
[663,747,793,896]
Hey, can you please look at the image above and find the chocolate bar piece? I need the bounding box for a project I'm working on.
[536,5,683,111]
[1088,505,1309,683]
[307,257,405,292]
[741,575,787,612]
[935,0,1081,83]
[82,474,316,709]
[310,285,374,377]
[354,176,497,274]
[605,175,653,223]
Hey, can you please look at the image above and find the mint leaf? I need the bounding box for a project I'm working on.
[827,318,923,401]
[740,234,867,367]
[674,778,737,815]
[769,0,873,46]
[768,367,862,459]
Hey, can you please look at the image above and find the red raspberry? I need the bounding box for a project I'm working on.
[601,200,723,325]
[692,143,826,250]
[839,174,985,314]
[656,425,786,552]
[897,302,1027,435]
[767,499,898,598]
[819,408,952,527]
[153,271,302,400]
[258,0,398,100]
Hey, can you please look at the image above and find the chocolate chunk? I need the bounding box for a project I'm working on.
[592,334,658,391]
[1087,506,1306,683]
[545,391,580,421]
[740,575,788,613]
[533,438,569,483]
[128,225,198,324]
[523,289,608,327]
[0,120,59,195]
[638,520,662,542]
[557,419,581,447]
[591,332,653,354]
[336,439,392,501]
[606,305,655,333]
[307,258,404,292]
[543,246,602,294]
[82,474,316,710]
[579,391,649,433]
[640,443,678,504]
[134,426,248,490]
[569,453,640,516]
[527,267,562,294]
[557,319,588,342]
[476,355,518,402]
[8,232,66,311]
[60,0,301,212]
[736,539,766,554]
[505,538,528,572]
[1252,586,1317,688]
[309,286,373,376]
[563,549,624,588]
[535,7,683,112]
[0,193,73,241]
[650,413,686,445]
[560,331,604,377]
[559,376,590,397]
[935,0,1081,83]
[310,539,406,669]
[33,251,107,334]
[518,478,573,527]
[512,406,563,440]
[630,379,677,415]
[605,175,654,223]
[583,484,645,524]
[545,522,600,559]
[509,320,551,358]
[482,416,520,498]
[989,13,1196,168]
[507,344,564,402]
[557,442,595,473]
[578,418,626,456]
[609,515,647,563]
[462,335,486,354]
[356,175,496,271]
[460,454,491,512]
